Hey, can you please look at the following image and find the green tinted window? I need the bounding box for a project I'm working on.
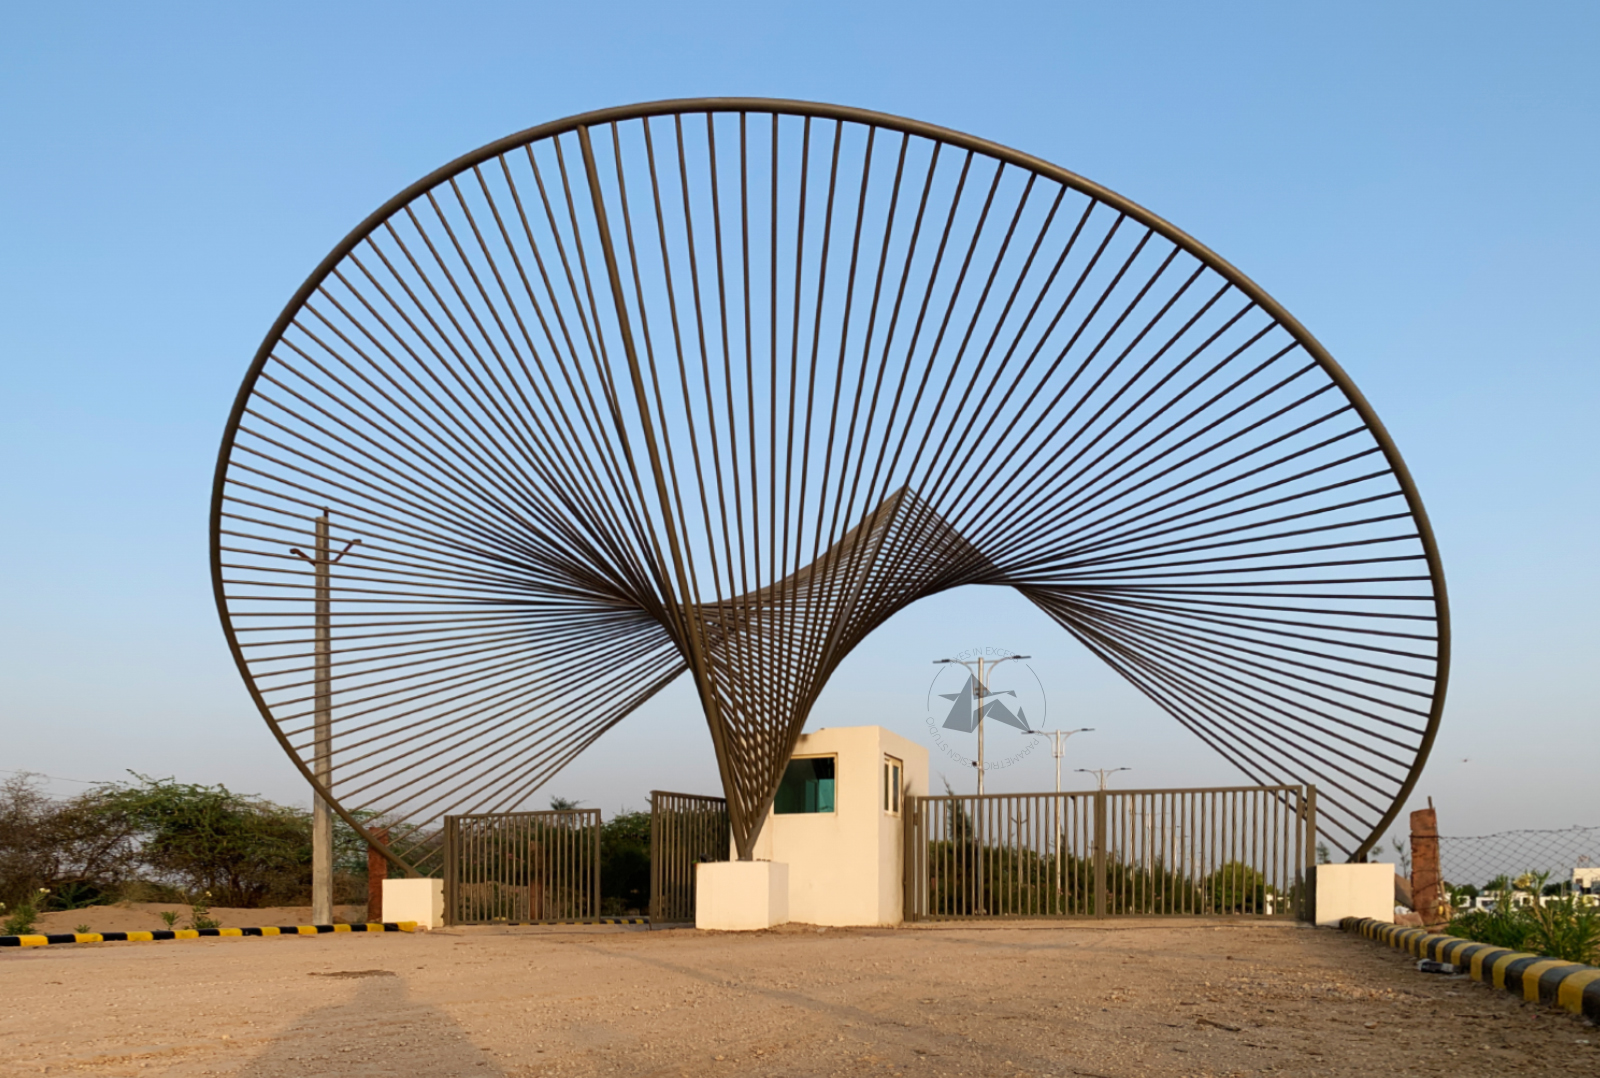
[774,756,836,814]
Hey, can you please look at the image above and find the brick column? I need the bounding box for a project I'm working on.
[1409,805,1444,927]
[367,827,390,923]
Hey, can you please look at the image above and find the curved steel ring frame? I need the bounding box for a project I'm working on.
[211,98,1449,875]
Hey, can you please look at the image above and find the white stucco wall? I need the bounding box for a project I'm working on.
[750,725,929,926]
[1312,863,1394,927]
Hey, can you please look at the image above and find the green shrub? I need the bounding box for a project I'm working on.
[1525,891,1600,965]
[1,891,46,935]
[187,891,220,931]
[1446,872,1600,965]
[1445,907,1532,952]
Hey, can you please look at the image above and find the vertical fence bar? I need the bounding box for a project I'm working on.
[1270,790,1281,916]
[1093,789,1107,919]
[1213,789,1222,915]
[975,795,986,916]
[1167,793,1177,916]
[996,796,1007,917]
[1177,783,1190,908]
[651,795,666,921]
[908,790,921,914]
[1304,785,1317,922]
[1202,790,1214,915]
[1295,785,1306,921]
[443,815,457,926]
[953,794,960,918]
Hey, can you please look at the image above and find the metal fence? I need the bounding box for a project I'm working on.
[905,785,1314,921]
[444,809,600,925]
[650,791,729,923]
[1435,826,1600,891]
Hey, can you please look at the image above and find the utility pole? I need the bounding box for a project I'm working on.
[291,511,358,927]
[1076,766,1131,791]
[934,653,1029,795]
[1021,726,1093,793]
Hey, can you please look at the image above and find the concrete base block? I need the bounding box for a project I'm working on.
[382,877,444,928]
[696,861,789,931]
[1313,863,1395,927]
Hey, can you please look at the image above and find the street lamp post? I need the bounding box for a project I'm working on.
[1021,726,1093,793]
[1022,726,1092,905]
[934,653,1029,795]
[1075,766,1131,791]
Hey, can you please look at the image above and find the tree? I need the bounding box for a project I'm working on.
[91,775,312,907]
[1207,861,1271,913]
[601,810,652,915]
[0,774,141,908]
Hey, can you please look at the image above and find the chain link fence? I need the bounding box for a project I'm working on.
[1435,826,1600,891]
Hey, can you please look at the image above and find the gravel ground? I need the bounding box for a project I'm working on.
[0,919,1593,1077]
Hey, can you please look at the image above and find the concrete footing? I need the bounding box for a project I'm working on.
[695,861,789,930]
[382,878,444,928]
[1313,863,1394,926]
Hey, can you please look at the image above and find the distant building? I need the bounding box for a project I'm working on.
[1574,866,1600,894]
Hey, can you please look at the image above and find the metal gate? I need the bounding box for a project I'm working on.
[444,809,600,925]
[905,785,1314,920]
[650,791,729,923]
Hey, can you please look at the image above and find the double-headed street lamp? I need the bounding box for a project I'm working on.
[1020,726,1094,793]
[1076,766,1131,791]
[933,653,1029,795]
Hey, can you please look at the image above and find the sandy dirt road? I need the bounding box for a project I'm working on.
[1,919,1593,1077]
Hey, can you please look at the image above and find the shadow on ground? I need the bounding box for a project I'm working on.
[236,971,506,1077]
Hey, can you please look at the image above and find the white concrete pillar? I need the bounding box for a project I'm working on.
[381,878,444,928]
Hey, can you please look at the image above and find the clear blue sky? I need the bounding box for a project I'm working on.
[2,2,1595,845]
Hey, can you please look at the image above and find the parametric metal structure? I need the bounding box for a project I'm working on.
[211,99,1449,873]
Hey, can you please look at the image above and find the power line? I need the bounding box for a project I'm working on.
[0,768,104,786]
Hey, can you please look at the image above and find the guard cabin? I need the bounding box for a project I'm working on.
[697,725,928,929]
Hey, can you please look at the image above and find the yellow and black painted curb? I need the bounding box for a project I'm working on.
[1,921,418,949]
[1341,917,1600,1023]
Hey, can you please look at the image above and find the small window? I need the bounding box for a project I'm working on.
[884,755,903,815]
[775,756,836,814]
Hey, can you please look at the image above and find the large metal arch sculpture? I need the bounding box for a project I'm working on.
[211,99,1449,873]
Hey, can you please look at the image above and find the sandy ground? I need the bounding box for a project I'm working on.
[26,903,372,935]
[0,919,1594,1077]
